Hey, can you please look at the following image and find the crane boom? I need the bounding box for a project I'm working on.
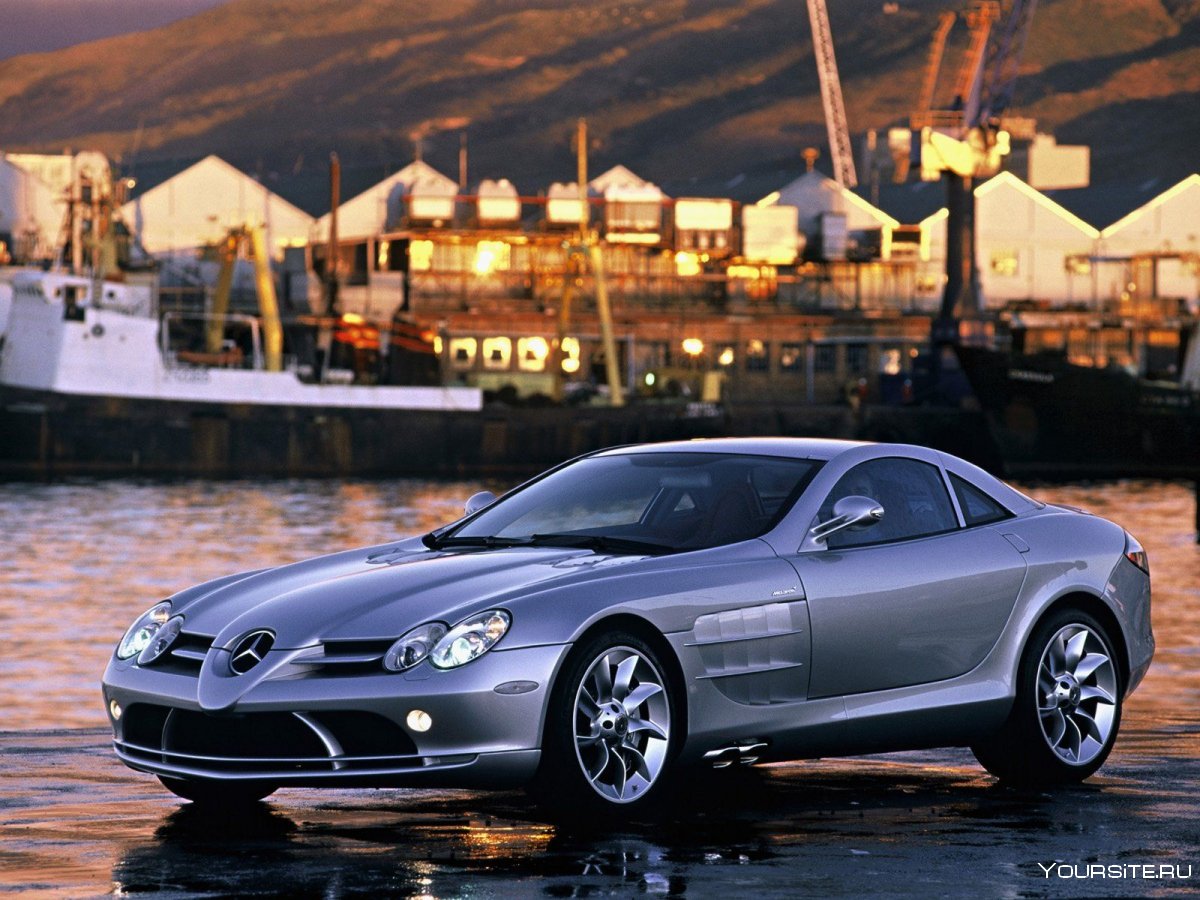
[977,0,1039,124]
[805,0,857,188]
[916,11,957,127]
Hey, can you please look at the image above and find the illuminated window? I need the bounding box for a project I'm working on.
[449,337,477,370]
[474,240,511,275]
[409,240,434,271]
[780,343,804,372]
[990,249,1019,277]
[481,336,512,370]
[1065,256,1092,275]
[745,339,769,372]
[517,336,550,372]
[674,252,701,277]
[561,337,581,373]
[880,348,902,376]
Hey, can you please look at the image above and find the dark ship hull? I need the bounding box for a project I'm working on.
[0,385,729,479]
[954,345,1200,477]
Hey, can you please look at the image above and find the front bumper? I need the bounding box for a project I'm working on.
[101,642,568,787]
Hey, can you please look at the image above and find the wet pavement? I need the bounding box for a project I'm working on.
[1,719,1197,899]
[1,479,1198,897]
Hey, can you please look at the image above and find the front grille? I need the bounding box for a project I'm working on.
[117,704,419,774]
[296,639,393,676]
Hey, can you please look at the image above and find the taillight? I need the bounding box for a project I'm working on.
[1124,532,1149,574]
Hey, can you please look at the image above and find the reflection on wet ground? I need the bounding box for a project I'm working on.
[0,478,1197,896]
[2,731,1197,898]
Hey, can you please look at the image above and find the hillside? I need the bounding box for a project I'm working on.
[1,0,1197,214]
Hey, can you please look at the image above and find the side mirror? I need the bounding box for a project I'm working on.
[464,490,497,516]
[809,495,884,544]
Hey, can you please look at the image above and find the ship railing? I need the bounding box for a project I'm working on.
[160,311,264,371]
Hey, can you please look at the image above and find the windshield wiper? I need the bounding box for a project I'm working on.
[429,535,531,550]
[528,533,678,556]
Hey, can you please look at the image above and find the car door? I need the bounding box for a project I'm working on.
[790,456,1027,699]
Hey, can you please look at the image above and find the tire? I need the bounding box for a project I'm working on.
[158,776,276,805]
[532,630,679,815]
[972,609,1123,785]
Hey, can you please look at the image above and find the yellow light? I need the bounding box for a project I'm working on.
[523,336,548,361]
[682,337,705,357]
[481,336,512,369]
[473,240,510,276]
[674,251,701,277]
[474,247,497,275]
[718,347,735,366]
[727,264,762,280]
[377,240,390,270]
[560,336,581,373]
[517,336,549,372]
[645,372,656,386]
[432,335,443,354]
[406,709,432,732]
[341,312,365,325]
[409,239,434,271]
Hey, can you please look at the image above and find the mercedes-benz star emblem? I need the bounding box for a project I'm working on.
[229,630,275,675]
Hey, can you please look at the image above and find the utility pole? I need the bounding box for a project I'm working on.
[326,153,341,317]
[552,119,625,406]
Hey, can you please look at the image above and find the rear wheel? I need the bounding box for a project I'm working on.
[158,776,276,805]
[973,609,1122,785]
[534,631,678,814]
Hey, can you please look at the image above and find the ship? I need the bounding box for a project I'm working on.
[954,329,1200,478]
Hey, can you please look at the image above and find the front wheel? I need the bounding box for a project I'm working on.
[973,609,1122,785]
[158,776,276,805]
[534,632,678,814]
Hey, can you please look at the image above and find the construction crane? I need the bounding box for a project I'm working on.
[913,0,1039,332]
[805,0,857,188]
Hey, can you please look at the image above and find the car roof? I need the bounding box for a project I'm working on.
[594,437,868,462]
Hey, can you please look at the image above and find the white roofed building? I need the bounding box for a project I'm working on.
[918,172,1100,308]
[314,160,458,240]
[122,155,313,259]
[1097,175,1200,305]
[0,153,65,262]
[760,171,899,262]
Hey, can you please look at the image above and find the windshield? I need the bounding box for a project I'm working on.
[438,452,822,554]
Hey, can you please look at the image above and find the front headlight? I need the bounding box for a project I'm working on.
[116,602,172,660]
[430,610,511,669]
[137,615,184,666]
[383,622,448,672]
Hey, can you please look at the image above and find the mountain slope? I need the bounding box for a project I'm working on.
[1,0,1196,212]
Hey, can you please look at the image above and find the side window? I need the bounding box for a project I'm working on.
[949,473,1012,527]
[818,458,958,549]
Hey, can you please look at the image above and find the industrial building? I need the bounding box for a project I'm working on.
[121,155,313,259]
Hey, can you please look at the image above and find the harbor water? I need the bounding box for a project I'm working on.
[0,477,1196,733]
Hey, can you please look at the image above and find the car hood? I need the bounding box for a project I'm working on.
[178,537,647,650]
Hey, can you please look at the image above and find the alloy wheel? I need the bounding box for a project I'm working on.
[573,646,671,803]
[1036,624,1118,765]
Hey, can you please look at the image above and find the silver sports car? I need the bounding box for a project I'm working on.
[102,439,1154,812]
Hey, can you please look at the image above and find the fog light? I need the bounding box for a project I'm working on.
[109,699,122,721]
[406,709,432,732]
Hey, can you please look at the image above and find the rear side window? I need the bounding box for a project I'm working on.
[950,473,1012,527]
